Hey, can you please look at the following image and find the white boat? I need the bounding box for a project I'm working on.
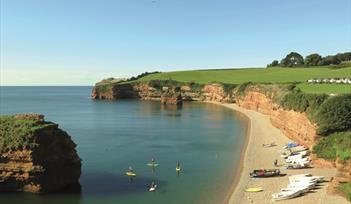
[281,186,310,193]
[288,181,316,187]
[289,174,312,178]
[290,174,324,180]
[289,146,307,153]
[272,189,303,201]
[290,176,324,183]
[281,150,309,159]
[286,157,309,163]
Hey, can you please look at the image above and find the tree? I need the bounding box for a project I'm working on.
[336,52,351,62]
[305,53,322,66]
[280,52,304,67]
[267,60,279,67]
[318,55,341,66]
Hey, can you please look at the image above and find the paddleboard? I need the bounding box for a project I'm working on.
[126,172,136,176]
[149,185,157,192]
[245,187,263,192]
[146,163,159,167]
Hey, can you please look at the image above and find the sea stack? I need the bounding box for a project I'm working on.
[160,87,183,105]
[0,114,82,193]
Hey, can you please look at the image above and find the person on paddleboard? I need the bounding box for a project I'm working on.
[176,161,181,169]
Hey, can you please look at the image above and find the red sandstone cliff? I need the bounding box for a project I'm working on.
[236,90,351,181]
[0,114,82,193]
[236,90,317,148]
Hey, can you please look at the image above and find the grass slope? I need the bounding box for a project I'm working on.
[138,66,351,94]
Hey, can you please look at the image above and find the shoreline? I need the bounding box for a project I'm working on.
[207,101,349,204]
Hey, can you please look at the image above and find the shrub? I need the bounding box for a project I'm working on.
[313,131,351,161]
[267,60,279,67]
[338,182,351,201]
[315,94,351,135]
[148,80,180,90]
[236,82,252,95]
[188,81,204,92]
[280,90,309,112]
[305,53,322,66]
[0,116,52,153]
[221,83,237,94]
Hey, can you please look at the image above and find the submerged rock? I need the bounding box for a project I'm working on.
[0,114,82,193]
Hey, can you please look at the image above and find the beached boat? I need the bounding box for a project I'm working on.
[283,142,299,149]
[249,169,280,178]
[286,156,309,163]
[289,146,307,153]
[286,161,310,169]
[272,189,302,201]
[281,186,310,193]
[289,176,324,183]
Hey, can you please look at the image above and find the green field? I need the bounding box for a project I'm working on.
[137,66,351,94]
[296,83,351,94]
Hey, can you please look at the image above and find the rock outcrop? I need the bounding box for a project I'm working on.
[0,114,82,193]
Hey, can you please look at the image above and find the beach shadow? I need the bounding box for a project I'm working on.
[80,171,167,196]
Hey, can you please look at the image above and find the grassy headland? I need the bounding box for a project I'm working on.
[136,66,351,94]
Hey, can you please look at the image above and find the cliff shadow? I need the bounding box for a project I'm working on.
[80,171,168,196]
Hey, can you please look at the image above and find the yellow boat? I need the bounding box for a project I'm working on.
[245,187,263,192]
[126,172,136,176]
[176,167,181,172]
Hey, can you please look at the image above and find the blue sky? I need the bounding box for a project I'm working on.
[1,0,350,85]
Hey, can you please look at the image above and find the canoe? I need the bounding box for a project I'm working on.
[245,187,263,192]
[147,163,159,167]
[126,172,136,176]
[176,167,181,171]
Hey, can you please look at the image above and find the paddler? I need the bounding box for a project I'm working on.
[176,161,181,169]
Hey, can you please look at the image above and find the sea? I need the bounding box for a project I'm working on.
[0,86,248,204]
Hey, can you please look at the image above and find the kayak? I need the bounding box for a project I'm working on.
[147,163,159,167]
[149,185,157,192]
[126,172,136,176]
[245,187,263,192]
[176,167,181,171]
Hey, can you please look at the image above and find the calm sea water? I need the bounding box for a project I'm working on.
[0,86,247,204]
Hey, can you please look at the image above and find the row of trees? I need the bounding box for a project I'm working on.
[267,52,351,67]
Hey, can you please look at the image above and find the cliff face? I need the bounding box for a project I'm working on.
[0,114,81,193]
[91,84,138,100]
[237,90,317,148]
[91,82,234,102]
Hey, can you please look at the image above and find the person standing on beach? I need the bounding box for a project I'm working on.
[274,159,278,167]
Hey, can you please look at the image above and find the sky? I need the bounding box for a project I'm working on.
[0,0,350,85]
